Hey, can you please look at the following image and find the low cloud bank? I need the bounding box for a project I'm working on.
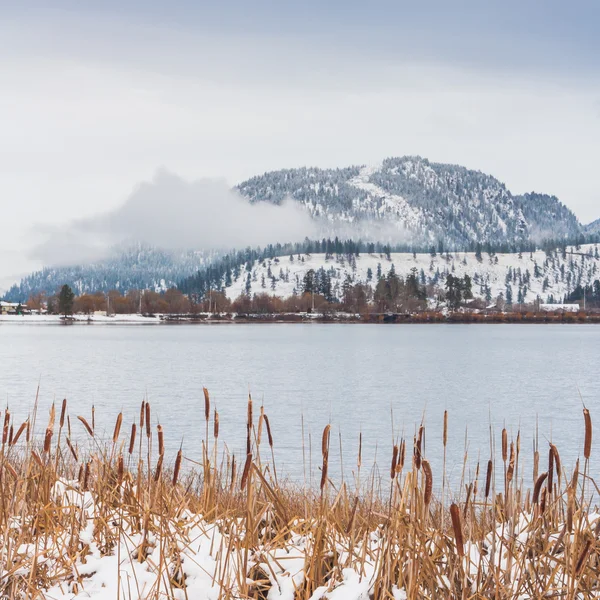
[30,170,318,265]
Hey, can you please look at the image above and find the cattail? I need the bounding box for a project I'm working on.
[11,421,27,446]
[203,387,210,422]
[322,424,331,459]
[154,454,163,481]
[230,455,237,488]
[246,428,251,456]
[390,445,399,479]
[257,409,264,445]
[48,403,56,430]
[320,453,329,492]
[247,394,253,430]
[443,410,448,447]
[214,410,219,439]
[26,420,30,443]
[422,460,433,506]
[506,442,515,483]
[533,472,548,504]
[31,450,44,468]
[59,398,67,428]
[533,450,540,483]
[4,462,18,479]
[264,414,273,447]
[128,424,136,454]
[485,460,493,499]
[399,439,406,471]
[571,459,580,492]
[77,416,94,437]
[547,446,554,494]
[66,437,78,462]
[8,425,13,446]
[157,424,164,456]
[414,426,424,470]
[450,503,464,557]
[117,455,124,482]
[576,539,592,575]
[113,413,123,443]
[140,401,146,428]
[91,405,95,432]
[550,443,561,485]
[2,410,10,445]
[145,403,151,438]
[77,464,84,484]
[540,487,547,513]
[172,449,182,487]
[501,428,508,462]
[43,427,53,453]
[584,408,592,460]
[240,452,252,489]
[83,461,90,490]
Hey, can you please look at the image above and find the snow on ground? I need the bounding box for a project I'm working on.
[224,244,600,305]
[0,314,161,324]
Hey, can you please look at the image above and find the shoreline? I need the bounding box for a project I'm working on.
[2,311,600,325]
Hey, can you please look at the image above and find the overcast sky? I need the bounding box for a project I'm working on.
[1,1,599,290]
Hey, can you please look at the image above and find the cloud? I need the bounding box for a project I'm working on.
[30,170,318,265]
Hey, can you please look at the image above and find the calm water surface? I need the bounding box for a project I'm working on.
[1,323,599,487]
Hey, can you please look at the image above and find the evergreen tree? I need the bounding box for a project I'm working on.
[58,284,75,316]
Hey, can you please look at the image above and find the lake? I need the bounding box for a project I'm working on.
[1,323,598,489]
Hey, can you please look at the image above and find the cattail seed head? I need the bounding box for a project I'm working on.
[43,427,53,453]
[422,460,433,506]
[129,423,137,454]
[77,416,94,437]
[113,413,123,444]
[203,388,210,422]
[241,452,252,489]
[390,445,399,480]
[145,403,151,438]
[264,414,273,448]
[117,455,124,482]
[247,395,253,430]
[157,424,164,456]
[485,459,493,499]
[11,421,27,446]
[140,401,145,427]
[450,503,464,556]
[172,449,182,487]
[60,398,67,428]
[584,408,592,460]
[214,410,219,439]
[443,410,448,447]
[533,472,548,504]
[501,428,508,462]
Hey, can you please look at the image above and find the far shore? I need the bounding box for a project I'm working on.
[2,310,600,325]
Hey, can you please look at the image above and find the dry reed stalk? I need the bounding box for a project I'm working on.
[66,437,78,461]
[214,410,219,439]
[399,439,405,471]
[443,410,448,447]
[450,503,464,557]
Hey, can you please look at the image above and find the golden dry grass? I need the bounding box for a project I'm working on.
[0,390,598,599]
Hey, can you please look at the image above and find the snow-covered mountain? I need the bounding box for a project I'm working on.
[238,156,583,246]
[584,218,600,236]
[3,245,216,302]
[223,244,600,306]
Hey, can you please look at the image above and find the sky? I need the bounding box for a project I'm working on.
[1,1,599,290]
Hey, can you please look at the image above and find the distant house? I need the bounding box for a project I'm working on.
[0,301,22,315]
[539,303,580,313]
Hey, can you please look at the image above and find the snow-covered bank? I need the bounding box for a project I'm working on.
[0,314,161,324]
